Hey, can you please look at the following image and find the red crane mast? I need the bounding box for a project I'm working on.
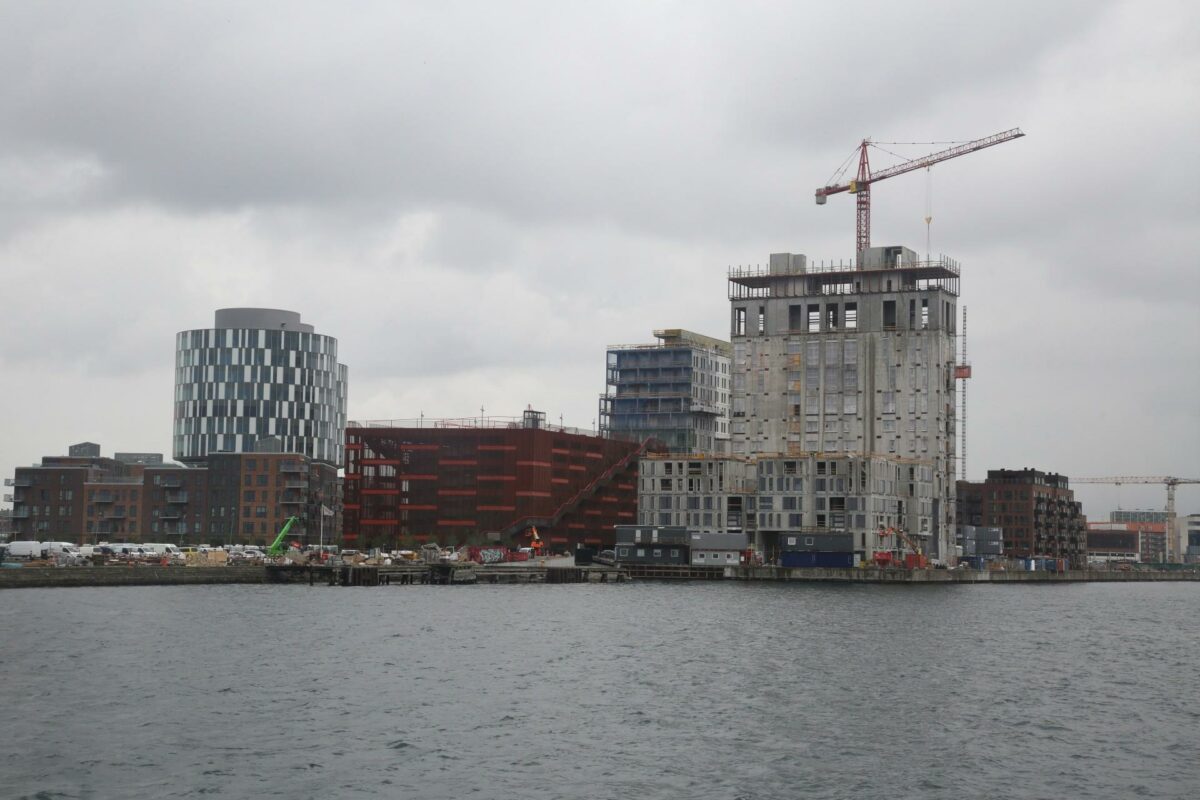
[815,128,1025,266]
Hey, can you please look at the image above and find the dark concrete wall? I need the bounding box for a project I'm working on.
[0,566,266,590]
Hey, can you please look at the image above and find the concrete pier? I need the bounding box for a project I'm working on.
[725,566,1200,583]
[0,566,266,590]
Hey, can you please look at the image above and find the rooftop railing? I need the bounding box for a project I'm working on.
[727,256,960,280]
[349,416,600,438]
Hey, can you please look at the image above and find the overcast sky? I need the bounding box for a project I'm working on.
[1,0,1197,519]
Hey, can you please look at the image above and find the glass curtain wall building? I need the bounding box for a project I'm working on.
[600,329,731,455]
[174,308,349,466]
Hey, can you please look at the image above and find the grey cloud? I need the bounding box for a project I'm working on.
[0,0,1197,516]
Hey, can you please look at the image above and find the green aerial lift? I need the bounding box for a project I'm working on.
[266,516,300,557]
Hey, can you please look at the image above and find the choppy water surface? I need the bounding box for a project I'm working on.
[2,581,1198,799]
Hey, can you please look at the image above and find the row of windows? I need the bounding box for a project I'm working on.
[178,328,339,355]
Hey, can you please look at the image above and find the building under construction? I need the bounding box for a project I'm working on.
[343,410,648,551]
[725,245,959,559]
[599,329,731,455]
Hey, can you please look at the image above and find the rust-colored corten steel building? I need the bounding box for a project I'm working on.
[344,412,647,551]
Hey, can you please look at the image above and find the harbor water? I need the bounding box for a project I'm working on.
[2,582,1198,799]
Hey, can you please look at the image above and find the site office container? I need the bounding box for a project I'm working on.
[614,543,689,564]
[780,533,853,553]
[614,526,689,546]
[690,549,742,567]
[780,551,855,569]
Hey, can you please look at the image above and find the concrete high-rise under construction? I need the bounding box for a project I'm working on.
[726,245,959,558]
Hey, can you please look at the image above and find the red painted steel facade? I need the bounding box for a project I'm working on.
[343,426,646,550]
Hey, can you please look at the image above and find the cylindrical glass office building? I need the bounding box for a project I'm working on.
[174,308,349,466]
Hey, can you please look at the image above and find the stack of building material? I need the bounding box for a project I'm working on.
[958,525,1003,558]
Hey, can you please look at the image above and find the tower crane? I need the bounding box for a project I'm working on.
[1073,477,1200,563]
[815,128,1025,266]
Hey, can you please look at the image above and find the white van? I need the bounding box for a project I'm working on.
[7,541,46,559]
[143,543,185,562]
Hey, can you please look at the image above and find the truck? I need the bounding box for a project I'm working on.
[7,541,46,560]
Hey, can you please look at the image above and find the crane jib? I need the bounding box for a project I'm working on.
[813,127,1025,258]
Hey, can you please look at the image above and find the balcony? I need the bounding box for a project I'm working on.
[166,491,189,504]
[95,492,115,503]
[284,481,308,489]
[104,510,127,519]
[281,496,305,505]
[12,508,30,518]
[159,511,182,520]
[2,494,11,503]
[161,478,183,489]
[280,462,306,473]
[11,477,33,488]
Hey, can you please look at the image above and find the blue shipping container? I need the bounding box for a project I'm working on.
[780,551,854,569]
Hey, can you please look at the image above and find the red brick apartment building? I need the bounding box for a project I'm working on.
[957,468,1088,567]
[344,411,647,551]
[7,443,335,547]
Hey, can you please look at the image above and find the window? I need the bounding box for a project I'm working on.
[735,308,746,336]
[845,303,857,330]
[636,549,645,557]
[671,549,679,558]
[883,300,896,329]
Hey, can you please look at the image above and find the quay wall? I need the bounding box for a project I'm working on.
[0,566,267,590]
[2,564,1196,589]
[725,566,1200,583]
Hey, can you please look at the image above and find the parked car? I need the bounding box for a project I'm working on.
[229,547,266,563]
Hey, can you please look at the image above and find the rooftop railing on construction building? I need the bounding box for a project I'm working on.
[727,255,960,280]
[727,257,961,301]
